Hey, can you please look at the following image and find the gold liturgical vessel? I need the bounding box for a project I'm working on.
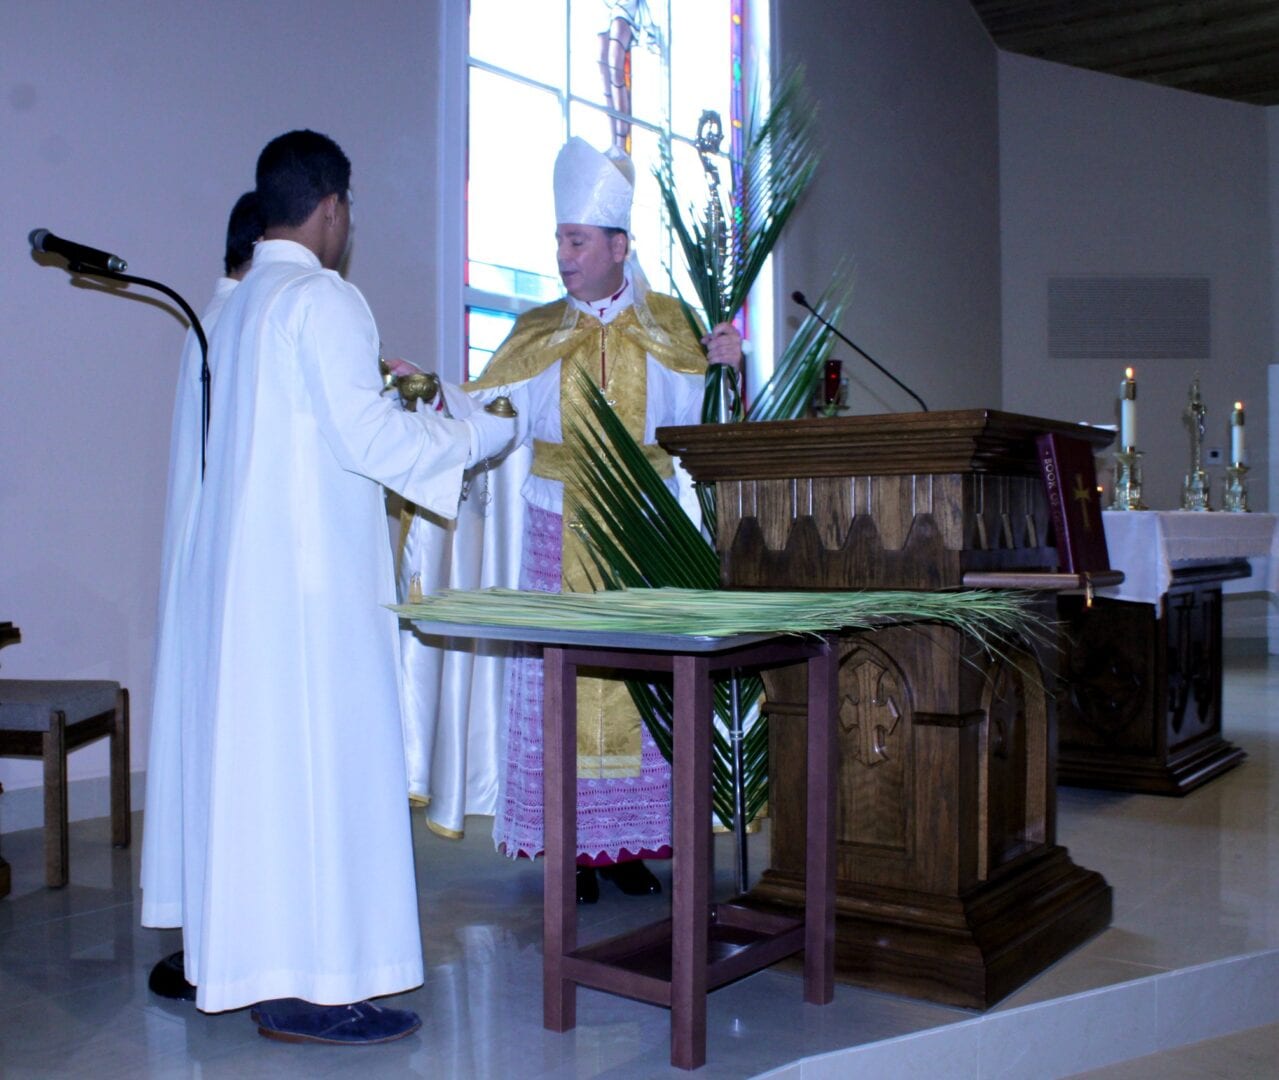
[380,359,517,418]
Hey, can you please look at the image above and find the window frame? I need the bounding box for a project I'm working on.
[440,1,774,387]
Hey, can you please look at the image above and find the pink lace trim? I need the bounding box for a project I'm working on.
[493,504,672,861]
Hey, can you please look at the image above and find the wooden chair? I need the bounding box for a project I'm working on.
[0,681,130,887]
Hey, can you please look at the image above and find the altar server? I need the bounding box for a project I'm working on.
[142,190,260,960]
[140,129,512,1043]
[142,191,259,946]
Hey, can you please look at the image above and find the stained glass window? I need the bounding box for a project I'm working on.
[464,0,771,381]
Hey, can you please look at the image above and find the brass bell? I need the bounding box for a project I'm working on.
[484,395,518,418]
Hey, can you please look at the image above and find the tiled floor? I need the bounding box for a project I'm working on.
[1069,1021,1279,1079]
[2,649,1277,1078]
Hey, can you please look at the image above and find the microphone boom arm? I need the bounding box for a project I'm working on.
[793,291,928,412]
[66,262,211,476]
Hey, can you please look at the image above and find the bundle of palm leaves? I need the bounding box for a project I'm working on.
[658,69,822,427]
[393,586,1044,642]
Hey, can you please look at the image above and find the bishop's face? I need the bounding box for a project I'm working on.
[556,224,626,303]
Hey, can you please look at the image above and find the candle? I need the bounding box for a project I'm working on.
[1231,401,1245,463]
[1120,367,1137,449]
[823,358,842,407]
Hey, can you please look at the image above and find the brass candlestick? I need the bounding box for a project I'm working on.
[1111,448,1146,511]
[1223,463,1249,512]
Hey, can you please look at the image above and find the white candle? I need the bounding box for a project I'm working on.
[1120,367,1137,449]
[1231,401,1245,463]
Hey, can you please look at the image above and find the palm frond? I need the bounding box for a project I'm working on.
[562,369,765,826]
[656,66,820,329]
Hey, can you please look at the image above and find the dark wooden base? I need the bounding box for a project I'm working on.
[747,844,1112,1010]
[1058,735,1247,796]
[0,854,9,899]
[1057,563,1250,797]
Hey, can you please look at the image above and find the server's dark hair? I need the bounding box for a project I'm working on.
[224,191,262,275]
[255,130,350,229]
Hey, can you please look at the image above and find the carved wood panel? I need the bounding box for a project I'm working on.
[1057,597,1157,754]
[1164,586,1219,750]
[837,641,909,852]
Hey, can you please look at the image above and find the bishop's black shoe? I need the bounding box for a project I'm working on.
[148,950,197,1001]
[598,859,662,896]
[576,865,599,904]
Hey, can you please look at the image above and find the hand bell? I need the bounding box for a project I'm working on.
[484,395,518,418]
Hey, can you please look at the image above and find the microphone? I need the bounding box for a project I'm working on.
[29,228,128,273]
[792,290,927,412]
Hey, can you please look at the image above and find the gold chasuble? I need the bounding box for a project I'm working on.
[470,291,706,778]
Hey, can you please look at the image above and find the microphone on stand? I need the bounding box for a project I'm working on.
[791,290,928,412]
[29,227,211,475]
[29,229,128,273]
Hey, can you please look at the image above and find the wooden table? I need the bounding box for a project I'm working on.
[411,620,838,1071]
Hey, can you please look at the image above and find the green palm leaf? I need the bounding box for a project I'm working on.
[657,68,819,328]
[565,369,764,826]
[561,68,828,827]
[748,275,852,422]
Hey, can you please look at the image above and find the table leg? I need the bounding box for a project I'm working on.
[804,638,837,1004]
[670,654,711,1070]
[543,646,577,1032]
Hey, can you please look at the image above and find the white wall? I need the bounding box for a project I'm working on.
[1271,108,1279,376]
[998,52,1273,513]
[774,0,1002,412]
[4,2,1277,823]
[1,0,445,814]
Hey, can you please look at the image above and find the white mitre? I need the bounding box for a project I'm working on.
[553,137,634,231]
[549,136,667,343]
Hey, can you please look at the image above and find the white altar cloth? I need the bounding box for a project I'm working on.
[1098,511,1278,606]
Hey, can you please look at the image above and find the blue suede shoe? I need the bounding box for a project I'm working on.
[252,998,421,1045]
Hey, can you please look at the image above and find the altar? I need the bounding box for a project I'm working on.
[1056,510,1277,795]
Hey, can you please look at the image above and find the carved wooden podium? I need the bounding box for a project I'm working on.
[658,410,1114,1008]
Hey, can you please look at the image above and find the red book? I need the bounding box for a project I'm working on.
[1035,433,1110,573]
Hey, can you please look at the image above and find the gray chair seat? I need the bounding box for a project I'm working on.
[0,679,130,888]
[0,680,122,730]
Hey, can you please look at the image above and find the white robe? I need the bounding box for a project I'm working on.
[398,286,704,841]
[141,275,236,926]
[141,239,472,1013]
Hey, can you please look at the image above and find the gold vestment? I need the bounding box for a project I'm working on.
[472,292,706,776]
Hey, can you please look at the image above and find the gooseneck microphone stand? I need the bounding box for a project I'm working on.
[61,260,210,476]
[792,290,929,412]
